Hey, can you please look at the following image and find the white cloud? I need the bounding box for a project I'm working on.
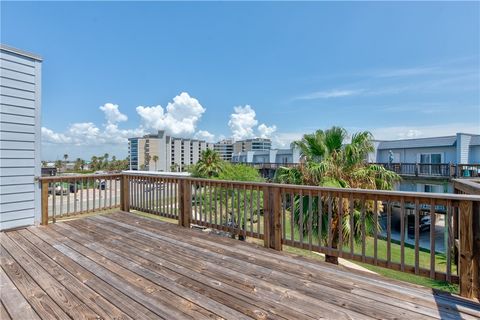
[257,123,277,139]
[271,132,303,148]
[296,89,363,100]
[228,105,258,140]
[41,127,71,144]
[99,103,128,123]
[194,130,215,142]
[136,92,205,136]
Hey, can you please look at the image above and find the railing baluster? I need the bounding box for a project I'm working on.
[349,194,354,258]
[318,192,323,249]
[400,197,405,272]
[415,199,420,275]
[92,177,96,212]
[446,200,452,283]
[338,194,343,257]
[214,184,218,227]
[299,191,304,245]
[256,186,260,237]
[52,182,56,223]
[109,177,112,209]
[67,179,70,216]
[308,191,313,251]
[361,196,366,262]
[60,180,64,218]
[209,182,213,226]
[387,199,391,266]
[373,195,378,266]
[327,192,333,254]
[250,187,254,237]
[291,192,295,246]
[282,191,286,244]
[74,178,77,214]
[430,198,436,279]
[243,185,247,237]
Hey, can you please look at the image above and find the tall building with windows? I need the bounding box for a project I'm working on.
[128,131,213,172]
[214,139,234,161]
[232,138,271,154]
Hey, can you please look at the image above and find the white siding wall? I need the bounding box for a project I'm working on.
[0,47,42,230]
[377,147,456,163]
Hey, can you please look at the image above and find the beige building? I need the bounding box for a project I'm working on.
[232,138,272,154]
[128,131,213,172]
[214,139,234,161]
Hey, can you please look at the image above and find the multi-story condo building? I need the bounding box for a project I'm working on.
[233,138,271,154]
[128,130,213,172]
[369,132,480,193]
[231,148,300,164]
[213,139,234,161]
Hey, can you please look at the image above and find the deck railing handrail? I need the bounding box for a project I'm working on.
[38,172,480,300]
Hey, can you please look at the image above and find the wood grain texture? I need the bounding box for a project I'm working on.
[2,211,479,320]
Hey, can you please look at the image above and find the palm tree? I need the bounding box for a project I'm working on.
[276,126,400,264]
[152,155,159,171]
[74,158,83,171]
[195,149,224,178]
[145,155,151,170]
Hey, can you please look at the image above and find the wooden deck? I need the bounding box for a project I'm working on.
[1,212,479,320]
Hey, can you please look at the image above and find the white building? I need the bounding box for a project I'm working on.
[128,131,213,172]
[213,139,234,161]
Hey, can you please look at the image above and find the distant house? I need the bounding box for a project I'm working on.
[0,45,42,231]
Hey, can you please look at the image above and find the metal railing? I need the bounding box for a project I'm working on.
[39,173,480,299]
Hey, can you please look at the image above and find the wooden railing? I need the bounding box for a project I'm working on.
[39,173,480,299]
[40,174,122,224]
[376,162,480,178]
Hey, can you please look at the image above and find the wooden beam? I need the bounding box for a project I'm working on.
[41,180,49,225]
[120,175,130,212]
[459,200,479,299]
[179,180,191,228]
[263,186,282,250]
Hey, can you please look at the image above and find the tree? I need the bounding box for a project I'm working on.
[276,126,400,264]
[194,149,224,178]
[145,155,151,170]
[54,160,63,170]
[152,155,159,171]
[74,158,83,171]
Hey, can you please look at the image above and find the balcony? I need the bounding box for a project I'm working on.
[374,163,480,179]
[1,173,479,319]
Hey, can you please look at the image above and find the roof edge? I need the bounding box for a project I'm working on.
[0,44,43,61]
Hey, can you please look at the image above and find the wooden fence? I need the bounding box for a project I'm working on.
[39,173,480,299]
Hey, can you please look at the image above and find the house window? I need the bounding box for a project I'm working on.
[419,153,443,175]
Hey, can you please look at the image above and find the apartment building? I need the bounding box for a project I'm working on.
[231,148,300,164]
[213,139,234,161]
[232,138,271,154]
[128,130,213,172]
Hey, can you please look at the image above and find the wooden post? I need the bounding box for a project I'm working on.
[41,180,49,225]
[120,175,130,212]
[263,186,282,250]
[459,200,479,299]
[179,179,191,228]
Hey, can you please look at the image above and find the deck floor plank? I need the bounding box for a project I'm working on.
[84,215,423,320]
[1,211,479,320]
[107,211,480,318]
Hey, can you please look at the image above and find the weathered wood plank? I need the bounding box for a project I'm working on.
[0,301,12,320]
[106,212,480,318]
[0,266,40,320]
[93,215,443,320]
[25,227,160,320]
[0,244,71,320]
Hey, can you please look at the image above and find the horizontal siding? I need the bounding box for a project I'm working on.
[0,104,35,117]
[0,95,35,108]
[1,200,34,212]
[0,176,34,185]
[1,192,35,204]
[0,140,34,150]
[1,122,35,134]
[0,184,34,194]
[0,131,35,141]
[0,209,35,223]
[0,59,35,75]
[0,49,39,231]
[0,68,35,83]
[0,216,34,230]
[0,52,36,66]
[0,149,35,158]
[0,159,35,167]
[0,77,35,92]
[0,86,35,100]
[0,167,35,177]
[1,113,35,125]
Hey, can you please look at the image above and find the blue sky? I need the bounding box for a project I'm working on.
[2,1,479,160]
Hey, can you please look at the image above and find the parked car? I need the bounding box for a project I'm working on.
[419,216,431,232]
